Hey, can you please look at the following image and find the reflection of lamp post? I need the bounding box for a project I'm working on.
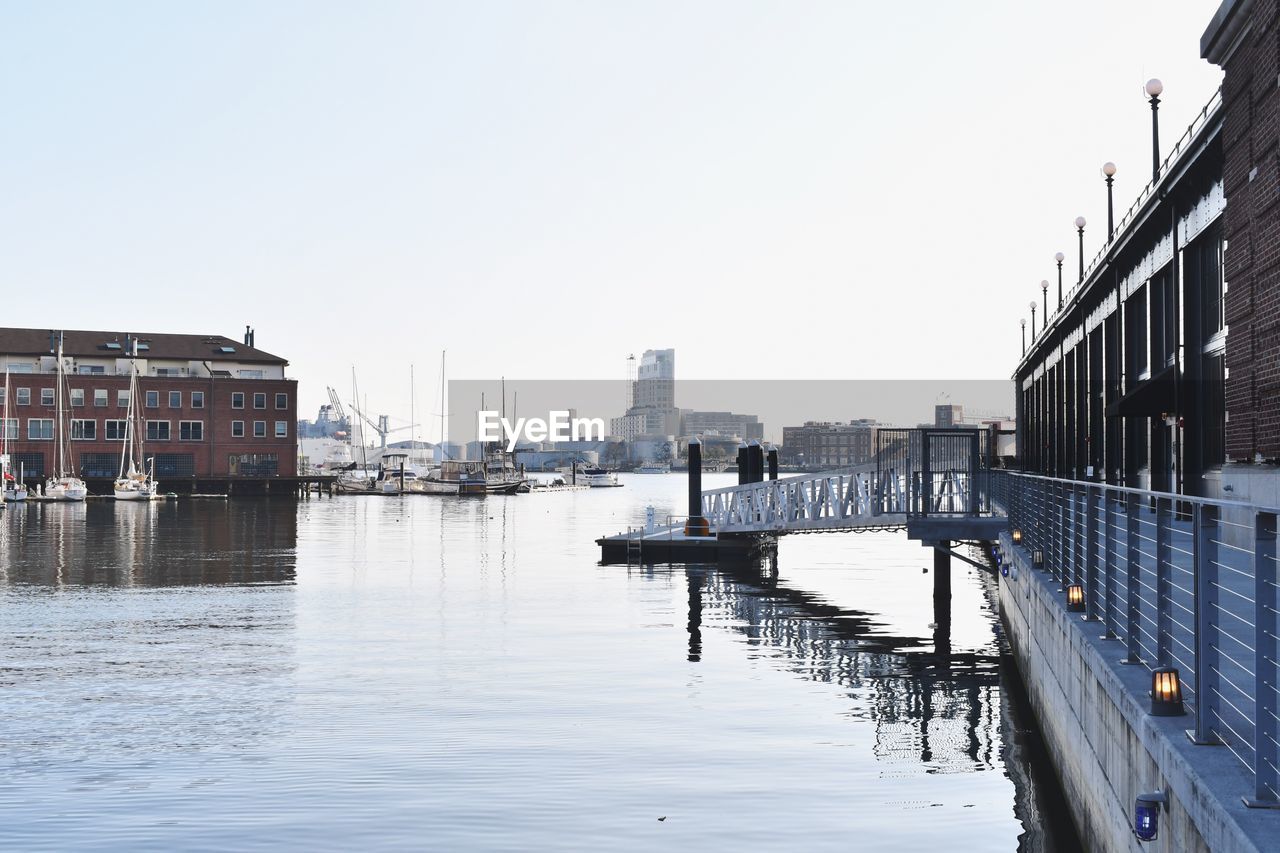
[1055,252,1064,307]
[1102,162,1116,239]
[1030,302,1037,341]
[1146,78,1163,184]
[1075,216,1087,284]
[1021,319,1026,356]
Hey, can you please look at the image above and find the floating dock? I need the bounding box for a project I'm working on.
[596,525,775,564]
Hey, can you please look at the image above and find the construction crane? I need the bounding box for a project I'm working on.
[348,399,416,450]
[326,386,347,423]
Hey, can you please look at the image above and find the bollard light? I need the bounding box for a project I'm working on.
[1150,667,1185,716]
[1033,549,1044,567]
[1066,583,1085,612]
[1134,790,1167,842]
[1012,528,1023,544]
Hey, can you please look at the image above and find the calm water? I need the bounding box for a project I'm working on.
[0,474,1077,851]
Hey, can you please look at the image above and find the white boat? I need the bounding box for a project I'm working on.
[635,462,670,474]
[114,358,159,500]
[577,466,621,487]
[2,366,27,502]
[44,334,88,502]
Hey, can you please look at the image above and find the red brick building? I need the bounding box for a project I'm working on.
[0,327,297,490]
[1204,0,1280,463]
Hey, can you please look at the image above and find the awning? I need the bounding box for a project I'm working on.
[1106,365,1180,417]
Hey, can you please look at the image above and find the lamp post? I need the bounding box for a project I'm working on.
[1021,319,1026,356]
[1055,252,1064,307]
[1030,302,1037,341]
[1041,280,1048,319]
[1146,78,1163,184]
[1103,162,1116,239]
[1075,216,1086,284]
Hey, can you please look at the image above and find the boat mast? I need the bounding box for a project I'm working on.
[119,360,134,479]
[439,350,447,460]
[55,332,66,478]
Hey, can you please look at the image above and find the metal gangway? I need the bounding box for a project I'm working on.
[700,429,993,536]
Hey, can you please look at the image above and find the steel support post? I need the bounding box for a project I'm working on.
[1247,511,1280,807]
[1085,486,1100,620]
[1190,503,1221,745]
[1102,493,1118,638]
[1156,496,1172,664]
[1124,492,1142,663]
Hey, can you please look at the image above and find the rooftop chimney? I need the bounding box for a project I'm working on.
[244,325,251,346]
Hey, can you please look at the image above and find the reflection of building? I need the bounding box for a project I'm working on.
[0,326,297,483]
[781,420,879,467]
[681,410,763,441]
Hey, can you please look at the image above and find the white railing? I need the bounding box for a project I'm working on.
[701,466,908,533]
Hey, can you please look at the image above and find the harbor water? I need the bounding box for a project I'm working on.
[0,474,1078,851]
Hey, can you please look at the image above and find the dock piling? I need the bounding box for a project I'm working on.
[684,437,710,536]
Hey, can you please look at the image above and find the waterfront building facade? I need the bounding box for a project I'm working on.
[680,410,763,442]
[781,420,879,467]
[0,327,297,483]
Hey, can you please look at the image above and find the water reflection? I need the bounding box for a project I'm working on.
[2,500,297,586]
[649,553,1079,850]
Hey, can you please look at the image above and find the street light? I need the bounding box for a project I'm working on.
[1055,251,1064,307]
[1021,319,1026,356]
[1041,280,1048,319]
[1103,162,1116,239]
[1030,301,1037,341]
[1075,216,1087,284]
[1146,78,1163,184]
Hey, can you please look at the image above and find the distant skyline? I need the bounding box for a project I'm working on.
[2,1,1223,429]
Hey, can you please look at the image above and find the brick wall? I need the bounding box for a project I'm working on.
[1216,0,1280,460]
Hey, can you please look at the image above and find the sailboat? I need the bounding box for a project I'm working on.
[114,357,158,500]
[44,334,88,501]
[1,366,23,502]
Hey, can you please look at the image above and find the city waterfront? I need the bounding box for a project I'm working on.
[1,477,1075,851]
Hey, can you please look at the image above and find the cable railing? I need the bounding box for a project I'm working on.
[986,469,1279,807]
[1031,85,1225,352]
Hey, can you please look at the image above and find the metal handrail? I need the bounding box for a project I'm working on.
[988,469,1279,807]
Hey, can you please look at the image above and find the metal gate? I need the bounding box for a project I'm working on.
[876,428,988,517]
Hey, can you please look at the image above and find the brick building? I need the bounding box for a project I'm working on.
[1012,0,1280,503]
[0,327,297,490]
[781,420,879,468]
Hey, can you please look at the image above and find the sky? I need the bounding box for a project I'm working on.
[1,1,1225,431]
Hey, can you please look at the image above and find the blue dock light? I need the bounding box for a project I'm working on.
[1150,668,1185,716]
[1134,790,1167,842]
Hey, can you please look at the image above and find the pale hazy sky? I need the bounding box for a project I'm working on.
[1,1,1223,429]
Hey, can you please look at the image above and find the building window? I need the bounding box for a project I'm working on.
[239,370,265,379]
[118,390,130,408]
[274,420,288,438]
[191,391,205,409]
[105,420,127,440]
[275,393,288,410]
[232,392,245,409]
[70,389,84,407]
[71,419,96,440]
[94,389,108,408]
[179,421,204,441]
[12,451,44,477]
[78,365,106,375]
[1,418,17,439]
[253,392,266,410]
[28,419,53,440]
[152,453,195,477]
[253,420,266,438]
[231,420,245,438]
[41,388,54,406]
[79,453,118,478]
[168,391,182,408]
[145,390,159,408]
[146,420,171,441]
[229,452,277,476]
[16,388,29,406]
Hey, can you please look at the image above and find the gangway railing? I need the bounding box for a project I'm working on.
[987,470,1280,808]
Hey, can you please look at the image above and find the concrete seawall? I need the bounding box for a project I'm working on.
[998,532,1274,852]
